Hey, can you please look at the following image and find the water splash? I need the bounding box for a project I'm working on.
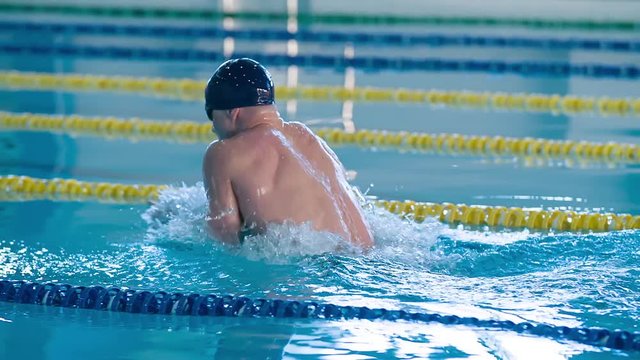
[134,184,640,327]
[3,183,639,337]
[141,183,209,244]
[237,222,361,263]
[141,183,451,266]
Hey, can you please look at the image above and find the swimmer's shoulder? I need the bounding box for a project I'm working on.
[206,130,260,153]
[285,121,321,143]
[203,139,235,170]
[205,139,228,158]
[212,122,317,157]
[233,125,279,151]
[287,121,314,135]
[233,121,311,148]
[208,127,276,162]
[204,138,255,179]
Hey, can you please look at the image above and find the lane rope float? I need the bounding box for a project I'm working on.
[1,112,639,167]
[1,71,639,117]
[1,3,638,31]
[0,280,638,351]
[2,21,640,53]
[1,44,638,79]
[0,175,164,204]
[1,175,638,233]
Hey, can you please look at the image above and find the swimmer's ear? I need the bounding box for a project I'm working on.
[228,108,241,123]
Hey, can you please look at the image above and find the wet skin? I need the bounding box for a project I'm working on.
[202,109,373,248]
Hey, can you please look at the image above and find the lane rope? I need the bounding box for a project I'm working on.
[2,21,640,53]
[0,175,164,204]
[1,112,639,167]
[2,71,639,117]
[1,280,638,351]
[1,3,638,31]
[1,175,638,233]
[1,44,638,79]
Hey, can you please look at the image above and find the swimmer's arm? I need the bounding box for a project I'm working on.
[203,142,242,245]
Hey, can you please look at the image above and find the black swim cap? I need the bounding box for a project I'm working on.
[204,58,275,120]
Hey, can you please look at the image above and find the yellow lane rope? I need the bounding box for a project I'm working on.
[1,112,639,165]
[0,112,213,144]
[0,175,164,204]
[1,71,639,117]
[1,175,638,233]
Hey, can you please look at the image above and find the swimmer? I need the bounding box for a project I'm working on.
[202,58,373,248]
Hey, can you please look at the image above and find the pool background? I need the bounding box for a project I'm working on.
[1,0,640,358]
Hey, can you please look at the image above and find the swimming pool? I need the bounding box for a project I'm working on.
[1,0,639,358]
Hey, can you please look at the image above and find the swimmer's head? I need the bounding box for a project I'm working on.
[204,58,275,138]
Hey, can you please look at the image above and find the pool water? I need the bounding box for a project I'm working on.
[1,2,640,359]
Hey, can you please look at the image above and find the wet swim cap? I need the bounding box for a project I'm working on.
[204,58,275,120]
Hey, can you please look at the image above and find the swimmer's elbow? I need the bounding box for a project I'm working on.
[206,216,242,245]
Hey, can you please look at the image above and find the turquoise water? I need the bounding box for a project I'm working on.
[1,9,640,360]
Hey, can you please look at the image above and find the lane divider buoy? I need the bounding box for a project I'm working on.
[1,112,638,167]
[1,71,639,117]
[0,280,638,351]
[1,175,638,233]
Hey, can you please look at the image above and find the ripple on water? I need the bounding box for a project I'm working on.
[1,184,638,334]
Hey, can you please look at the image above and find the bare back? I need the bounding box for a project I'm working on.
[203,122,373,248]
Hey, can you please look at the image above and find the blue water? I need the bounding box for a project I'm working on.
[1,4,640,360]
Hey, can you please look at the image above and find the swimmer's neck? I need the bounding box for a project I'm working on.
[235,105,283,134]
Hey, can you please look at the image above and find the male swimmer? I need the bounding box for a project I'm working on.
[202,58,373,248]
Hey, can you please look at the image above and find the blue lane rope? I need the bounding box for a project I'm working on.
[1,280,639,351]
[0,43,638,79]
[2,21,640,53]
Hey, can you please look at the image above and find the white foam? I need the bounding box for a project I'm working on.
[237,222,360,263]
[142,184,451,265]
[364,206,454,267]
[142,183,209,244]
